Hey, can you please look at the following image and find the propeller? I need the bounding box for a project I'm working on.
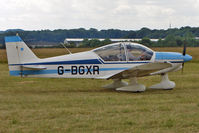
[181,41,187,74]
[183,41,186,56]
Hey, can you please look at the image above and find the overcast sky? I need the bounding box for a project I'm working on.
[1,0,199,30]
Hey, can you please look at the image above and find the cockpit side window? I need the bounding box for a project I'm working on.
[94,44,126,61]
[126,44,153,61]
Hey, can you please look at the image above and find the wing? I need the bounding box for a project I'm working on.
[107,62,172,79]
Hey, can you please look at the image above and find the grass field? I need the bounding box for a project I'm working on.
[0,47,199,133]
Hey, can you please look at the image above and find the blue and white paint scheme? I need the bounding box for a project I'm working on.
[5,36,192,92]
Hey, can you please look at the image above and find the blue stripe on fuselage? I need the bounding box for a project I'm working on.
[9,67,129,76]
[10,69,57,76]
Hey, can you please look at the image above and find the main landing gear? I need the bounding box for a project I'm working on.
[103,73,175,92]
[150,73,175,90]
[103,79,128,89]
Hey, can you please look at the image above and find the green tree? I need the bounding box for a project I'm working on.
[141,37,152,47]
[81,38,90,47]
[175,36,183,46]
[184,31,194,40]
[101,38,112,46]
[90,39,101,47]
[164,34,177,47]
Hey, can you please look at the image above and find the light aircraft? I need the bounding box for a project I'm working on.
[5,35,192,92]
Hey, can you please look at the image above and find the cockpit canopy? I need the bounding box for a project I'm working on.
[93,42,154,62]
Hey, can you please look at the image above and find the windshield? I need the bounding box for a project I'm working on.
[126,43,153,61]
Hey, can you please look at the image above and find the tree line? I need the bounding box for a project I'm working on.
[1,26,199,48]
[64,33,198,48]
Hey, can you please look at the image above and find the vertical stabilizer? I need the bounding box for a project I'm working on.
[5,36,39,64]
[5,36,40,76]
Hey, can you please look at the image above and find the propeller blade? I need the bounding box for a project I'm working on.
[183,41,186,56]
[182,41,186,74]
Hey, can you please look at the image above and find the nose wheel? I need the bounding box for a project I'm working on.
[150,73,175,90]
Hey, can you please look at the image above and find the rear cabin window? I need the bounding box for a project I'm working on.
[94,44,126,61]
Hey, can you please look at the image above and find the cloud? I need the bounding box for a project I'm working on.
[0,0,199,30]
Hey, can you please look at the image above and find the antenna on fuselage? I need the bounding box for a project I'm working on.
[60,42,72,54]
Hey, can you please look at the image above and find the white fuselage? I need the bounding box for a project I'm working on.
[9,50,181,79]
